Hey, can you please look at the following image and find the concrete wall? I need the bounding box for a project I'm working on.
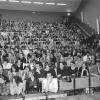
[0,9,65,22]
[76,0,100,30]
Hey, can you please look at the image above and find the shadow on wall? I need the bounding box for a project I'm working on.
[77,0,90,12]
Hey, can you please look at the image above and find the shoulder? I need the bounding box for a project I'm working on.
[90,65,97,71]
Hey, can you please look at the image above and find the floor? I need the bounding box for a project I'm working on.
[0,92,100,100]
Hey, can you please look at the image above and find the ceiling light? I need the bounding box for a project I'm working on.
[8,0,19,3]
[21,1,32,4]
[67,10,72,12]
[67,12,71,16]
[0,0,6,1]
[45,3,55,5]
[57,3,67,6]
[33,2,44,5]
[32,12,36,14]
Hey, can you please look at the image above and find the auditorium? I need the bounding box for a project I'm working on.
[0,0,100,100]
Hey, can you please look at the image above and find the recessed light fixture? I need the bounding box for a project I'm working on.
[57,3,67,6]
[21,1,32,4]
[45,3,55,5]
[33,2,44,5]
[32,12,36,14]
[67,12,71,16]
[0,0,6,1]
[67,10,72,12]
[8,0,19,3]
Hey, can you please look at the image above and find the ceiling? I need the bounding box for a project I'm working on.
[0,0,82,12]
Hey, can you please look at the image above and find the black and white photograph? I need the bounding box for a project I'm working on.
[0,0,100,100]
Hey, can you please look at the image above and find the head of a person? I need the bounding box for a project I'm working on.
[20,53,24,58]
[82,62,87,69]
[86,52,90,56]
[11,64,16,72]
[0,64,3,74]
[70,61,75,68]
[29,50,33,54]
[36,63,41,70]
[45,64,50,71]
[24,66,30,73]
[96,60,100,68]
[77,55,81,61]
[3,59,8,65]
[59,62,64,70]
[32,59,36,65]
[74,56,78,62]
[2,49,6,55]
[50,53,53,58]
[37,49,41,53]
[17,59,21,65]
[13,76,22,85]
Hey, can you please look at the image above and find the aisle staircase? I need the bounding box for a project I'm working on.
[74,18,97,37]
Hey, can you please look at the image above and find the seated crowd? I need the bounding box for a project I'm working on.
[0,19,100,96]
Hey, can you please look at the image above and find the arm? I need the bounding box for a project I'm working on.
[91,73,99,77]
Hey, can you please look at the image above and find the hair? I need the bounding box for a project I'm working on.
[96,59,100,63]
[13,76,22,85]
[77,55,81,58]
[70,61,75,64]
[0,64,3,68]
[16,58,21,63]
[11,64,17,72]
[3,59,8,63]
[24,65,30,71]
[82,62,89,70]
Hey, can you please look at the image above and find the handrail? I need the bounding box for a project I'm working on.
[76,23,91,37]
[74,18,98,37]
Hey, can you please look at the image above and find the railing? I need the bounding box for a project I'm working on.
[0,75,100,100]
[59,75,100,94]
[74,18,97,37]
[76,23,91,37]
